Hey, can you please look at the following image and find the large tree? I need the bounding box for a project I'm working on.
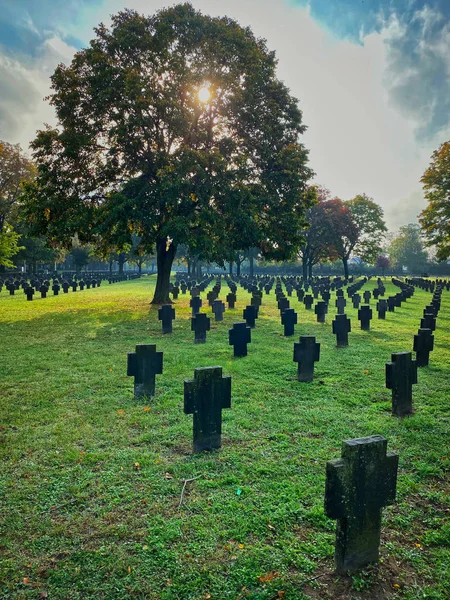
[321,198,359,279]
[420,141,450,260]
[345,194,387,263]
[0,141,36,233]
[389,224,428,273]
[21,4,314,303]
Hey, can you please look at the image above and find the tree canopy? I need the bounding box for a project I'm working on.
[420,141,450,261]
[22,3,315,302]
[389,224,428,273]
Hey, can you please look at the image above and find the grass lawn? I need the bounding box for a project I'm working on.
[1,276,449,600]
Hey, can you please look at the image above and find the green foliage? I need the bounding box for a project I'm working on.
[345,194,387,263]
[0,277,449,598]
[389,224,429,273]
[21,4,314,301]
[0,223,22,267]
[420,141,450,261]
[0,140,36,232]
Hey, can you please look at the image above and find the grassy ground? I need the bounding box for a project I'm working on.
[0,276,449,600]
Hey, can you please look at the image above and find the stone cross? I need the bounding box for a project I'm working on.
[293,336,320,382]
[229,322,251,357]
[335,296,347,314]
[413,328,434,367]
[315,301,328,323]
[52,283,60,296]
[387,297,396,312]
[39,285,48,299]
[184,366,232,453]
[352,294,361,309]
[190,296,202,316]
[281,308,297,337]
[62,282,70,293]
[226,292,236,309]
[303,294,314,310]
[171,286,179,300]
[386,351,418,416]
[363,290,371,303]
[358,306,372,331]
[127,344,163,398]
[325,435,398,573]
[243,305,257,328]
[191,313,210,343]
[332,314,351,347]
[207,290,217,307]
[212,299,226,322]
[158,305,175,334]
[420,313,436,332]
[278,297,290,313]
[376,299,388,319]
[71,281,77,292]
[25,287,34,301]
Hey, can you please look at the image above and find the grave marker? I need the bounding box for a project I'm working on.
[191,313,210,343]
[158,305,175,334]
[229,322,251,357]
[184,366,231,453]
[127,344,163,398]
[386,351,418,416]
[332,314,351,347]
[293,336,320,382]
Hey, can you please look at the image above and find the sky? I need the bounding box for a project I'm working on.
[1,0,449,231]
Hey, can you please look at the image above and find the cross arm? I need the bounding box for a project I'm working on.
[127,353,137,377]
[184,379,195,414]
[324,458,345,519]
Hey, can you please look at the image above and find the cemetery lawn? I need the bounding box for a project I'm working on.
[1,277,449,600]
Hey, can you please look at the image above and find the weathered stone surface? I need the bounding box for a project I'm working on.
[281,308,297,337]
[325,435,398,574]
[386,351,418,416]
[332,314,351,347]
[358,306,372,331]
[158,305,175,334]
[413,328,434,367]
[191,313,210,344]
[243,305,257,328]
[127,344,163,398]
[184,366,231,453]
[293,336,320,382]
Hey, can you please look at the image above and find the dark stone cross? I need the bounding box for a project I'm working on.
[207,290,217,307]
[293,335,320,382]
[190,296,202,316]
[332,314,351,347]
[376,299,388,319]
[52,283,60,296]
[281,308,298,336]
[127,344,163,398]
[358,306,373,331]
[191,313,211,343]
[243,305,257,328]
[413,328,434,367]
[303,294,314,310]
[315,301,328,323]
[71,281,77,292]
[387,297,396,312]
[335,296,347,314]
[352,294,361,309]
[62,282,70,293]
[325,435,398,574]
[6,282,15,295]
[39,285,48,299]
[420,313,436,332]
[278,297,290,313]
[184,366,232,453]
[386,351,418,416]
[226,292,236,309]
[229,322,251,357]
[25,287,34,301]
[171,286,179,300]
[212,299,226,322]
[363,290,371,304]
[158,304,175,334]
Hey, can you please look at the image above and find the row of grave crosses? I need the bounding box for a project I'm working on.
[127,353,399,574]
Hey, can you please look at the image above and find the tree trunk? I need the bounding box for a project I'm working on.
[236,261,241,276]
[118,254,126,274]
[187,259,191,277]
[229,261,233,275]
[342,256,349,279]
[109,260,113,274]
[196,262,202,279]
[138,262,142,275]
[302,256,308,279]
[249,254,254,278]
[151,237,176,304]
[308,261,313,279]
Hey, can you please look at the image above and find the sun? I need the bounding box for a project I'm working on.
[198,86,211,103]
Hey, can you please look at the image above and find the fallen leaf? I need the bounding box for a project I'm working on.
[278,592,285,598]
[117,409,125,415]
[23,578,31,585]
[164,472,173,479]
[127,566,131,574]
[238,543,245,549]
[134,462,141,470]
[143,406,151,411]
[142,545,148,550]
[258,571,279,583]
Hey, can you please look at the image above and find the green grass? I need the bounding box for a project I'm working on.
[0,276,449,600]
